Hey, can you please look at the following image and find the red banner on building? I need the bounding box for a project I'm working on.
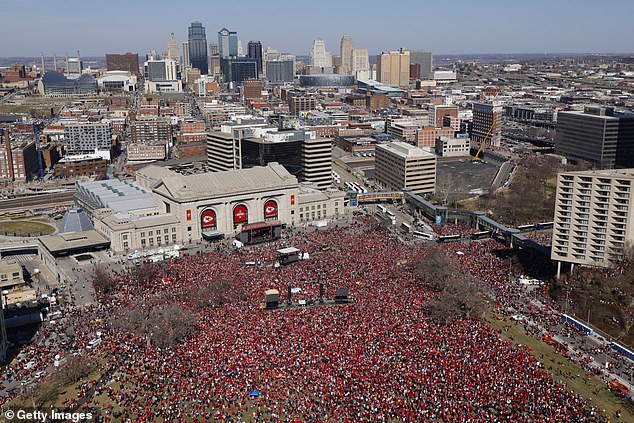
[233,204,248,224]
[201,209,216,228]
[290,194,295,206]
[186,209,192,221]
[264,200,278,219]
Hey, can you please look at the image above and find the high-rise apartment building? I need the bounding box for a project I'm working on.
[188,21,208,74]
[471,102,503,148]
[130,116,173,144]
[555,106,634,169]
[64,122,112,154]
[248,41,263,76]
[377,49,410,87]
[410,51,433,79]
[552,169,634,274]
[167,33,180,62]
[375,141,436,195]
[106,52,140,76]
[339,35,353,75]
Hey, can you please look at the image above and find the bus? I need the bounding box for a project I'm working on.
[536,221,554,230]
[517,224,536,232]
[400,222,411,233]
[437,234,461,243]
[377,205,387,214]
[386,210,395,218]
[413,231,433,240]
[471,230,491,240]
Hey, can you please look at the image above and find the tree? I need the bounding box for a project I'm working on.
[189,278,247,309]
[428,275,487,323]
[435,174,468,207]
[411,247,456,289]
[91,264,115,294]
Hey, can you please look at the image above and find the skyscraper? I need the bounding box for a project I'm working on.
[209,43,220,76]
[182,42,191,67]
[339,35,353,75]
[218,28,238,59]
[167,33,180,62]
[188,21,208,74]
[309,38,328,68]
[351,48,369,79]
[376,49,410,87]
[248,41,263,76]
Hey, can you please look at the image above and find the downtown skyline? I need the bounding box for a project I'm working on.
[1,0,634,57]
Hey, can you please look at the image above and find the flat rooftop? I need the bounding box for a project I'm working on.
[377,141,435,159]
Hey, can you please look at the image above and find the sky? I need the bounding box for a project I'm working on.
[1,0,633,57]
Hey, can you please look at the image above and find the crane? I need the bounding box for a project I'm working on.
[472,122,495,162]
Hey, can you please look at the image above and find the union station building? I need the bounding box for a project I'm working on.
[77,163,347,252]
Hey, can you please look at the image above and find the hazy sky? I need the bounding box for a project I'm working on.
[2,0,633,57]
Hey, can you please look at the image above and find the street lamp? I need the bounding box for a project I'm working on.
[2,289,8,308]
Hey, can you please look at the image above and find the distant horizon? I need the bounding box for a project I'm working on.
[2,0,634,58]
[2,51,634,60]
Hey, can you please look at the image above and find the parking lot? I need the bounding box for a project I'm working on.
[436,157,501,198]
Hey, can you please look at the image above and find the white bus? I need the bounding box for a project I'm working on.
[413,231,434,240]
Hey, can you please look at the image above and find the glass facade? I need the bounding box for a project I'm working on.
[188,21,208,74]
[299,74,355,87]
[241,139,302,178]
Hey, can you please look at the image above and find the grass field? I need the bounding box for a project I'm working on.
[487,314,634,420]
[0,220,55,235]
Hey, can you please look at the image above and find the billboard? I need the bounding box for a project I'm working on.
[201,209,217,229]
[264,200,278,219]
[233,204,248,225]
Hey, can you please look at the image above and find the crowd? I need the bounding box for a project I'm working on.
[0,217,611,421]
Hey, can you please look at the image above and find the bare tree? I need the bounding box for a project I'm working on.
[411,247,456,289]
[189,278,247,309]
[53,355,97,385]
[428,275,487,323]
[91,264,115,294]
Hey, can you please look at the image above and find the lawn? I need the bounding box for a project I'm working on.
[487,314,634,420]
[0,220,55,236]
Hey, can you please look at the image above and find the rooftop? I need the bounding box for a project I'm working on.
[377,141,436,159]
[76,179,156,213]
[153,163,299,202]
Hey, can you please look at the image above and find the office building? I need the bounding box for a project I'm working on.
[429,104,459,128]
[166,33,180,62]
[375,141,436,195]
[435,136,470,158]
[301,133,332,189]
[143,59,182,93]
[264,48,279,62]
[218,28,238,59]
[53,154,108,179]
[209,43,220,76]
[182,42,191,68]
[248,41,263,76]
[266,60,294,84]
[352,48,370,80]
[288,94,317,116]
[339,35,353,75]
[472,102,503,148]
[188,21,208,74]
[243,79,263,100]
[552,169,634,274]
[377,49,410,87]
[410,51,433,79]
[144,59,179,81]
[106,52,140,76]
[309,37,332,70]
[555,106,634,169]
[230,58,258,85]
[206,117,269,172]
[64,122,112,155]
